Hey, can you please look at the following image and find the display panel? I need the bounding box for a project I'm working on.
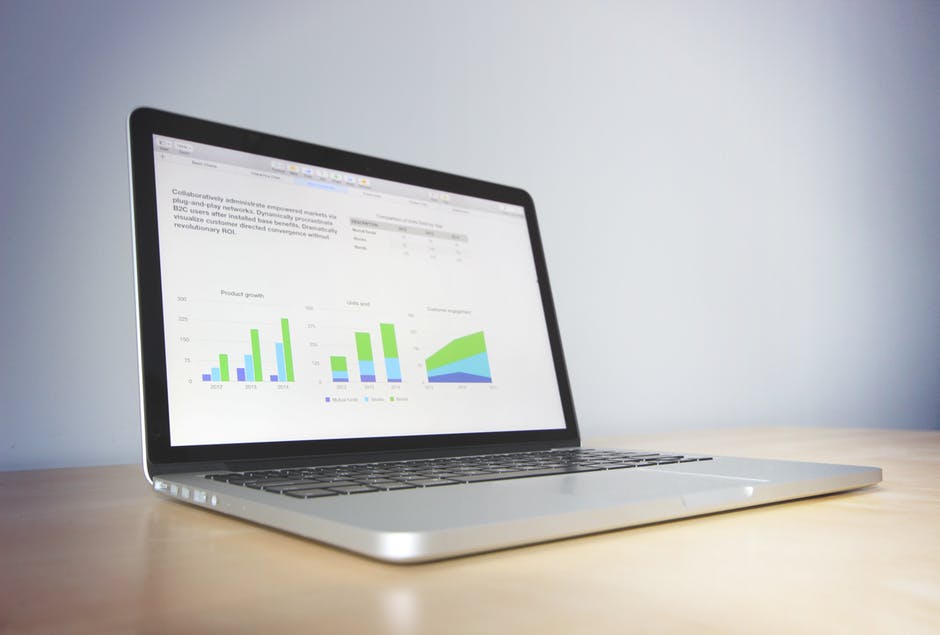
[149,134,568,447]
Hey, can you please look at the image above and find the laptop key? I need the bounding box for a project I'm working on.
[263,481,326,493]
[205,473,241,481]
[379,482,418,490]
[329,485,379,494]
[459,466,603,483]
[284,488,340,499]
[591,463,638,470]
[314,480,363,488]
[406,478,460,487]
[258,479,319,489]
[243,480,281,489]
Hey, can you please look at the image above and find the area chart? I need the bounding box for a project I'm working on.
[425,331,492,383]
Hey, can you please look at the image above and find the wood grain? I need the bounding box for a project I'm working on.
[1,427,937,635]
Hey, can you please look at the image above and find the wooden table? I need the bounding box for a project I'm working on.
[1,427,937,634]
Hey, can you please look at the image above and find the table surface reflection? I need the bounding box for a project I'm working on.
[2,426,938,634]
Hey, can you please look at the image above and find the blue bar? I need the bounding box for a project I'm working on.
[332,371,349,382]
[270,374,279,382]
[244,355,254,381]
[385,358,402,382]
[359,360,376,383]
[236,368,246,382]
[276,343,287,382]
[202,374,211,382]
[210,367,221,382]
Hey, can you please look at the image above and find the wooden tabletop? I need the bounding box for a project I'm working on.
[1,426,937,634]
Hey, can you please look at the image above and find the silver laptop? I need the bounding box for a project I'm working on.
[127,108,881,563]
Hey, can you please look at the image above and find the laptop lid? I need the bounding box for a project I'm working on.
[128,108,578,475]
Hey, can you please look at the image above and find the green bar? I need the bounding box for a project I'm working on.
[219,354,230,382]
[330,356,348,372]
[281,318,295,382]
[250,329,262,382]
[426,331,487,371]
[380,323,399,358]
[355,332,374,362]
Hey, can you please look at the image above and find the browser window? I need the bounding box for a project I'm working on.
[152,135,567,446]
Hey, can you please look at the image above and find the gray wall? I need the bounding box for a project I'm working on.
[2,1,938,470]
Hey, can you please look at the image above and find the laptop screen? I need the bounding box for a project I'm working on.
[150,134,568,447]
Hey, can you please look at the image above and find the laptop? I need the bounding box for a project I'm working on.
[127,107,881,563]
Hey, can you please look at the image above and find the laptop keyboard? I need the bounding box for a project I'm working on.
[203,449,713,499]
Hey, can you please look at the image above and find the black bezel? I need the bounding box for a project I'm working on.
[128,107,580,472]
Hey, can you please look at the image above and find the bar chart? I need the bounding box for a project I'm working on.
[330,322,402,383]
[355,332,376,382]
[380,323,402,382]
[201,318,296,383]
[330,356,349,382]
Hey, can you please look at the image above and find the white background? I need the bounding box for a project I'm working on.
[1,1,938,469]
[154,150,565,444]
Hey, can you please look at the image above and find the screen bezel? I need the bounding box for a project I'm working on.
[128,107,580,468]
